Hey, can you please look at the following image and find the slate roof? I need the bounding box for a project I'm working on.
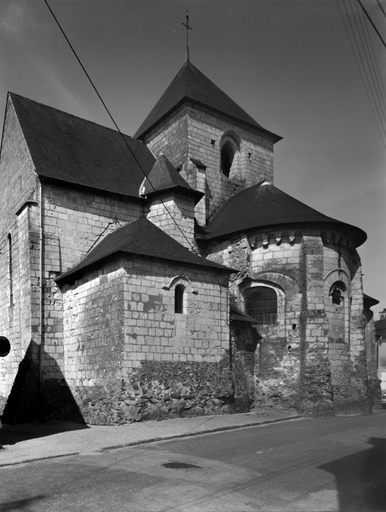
[10,93,155,197]
[140,154,203,203]
[56,216,233,283]
[364,294,379,309]
[201,181,367,247]
[134,61,281,142]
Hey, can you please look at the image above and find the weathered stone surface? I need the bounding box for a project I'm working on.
[68,359,235,425]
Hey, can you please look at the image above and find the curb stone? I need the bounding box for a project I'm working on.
[0,413,303,467]
[100,415,303,452]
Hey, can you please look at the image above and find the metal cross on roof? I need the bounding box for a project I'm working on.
[182,10,192,62]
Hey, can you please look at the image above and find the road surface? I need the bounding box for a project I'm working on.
[1,413,385,511]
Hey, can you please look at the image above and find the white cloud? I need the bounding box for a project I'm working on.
[0,0,41,36]
[1,0,26,35]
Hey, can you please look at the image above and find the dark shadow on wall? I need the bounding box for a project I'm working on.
[319,437,386,511]
[1,340,87,444]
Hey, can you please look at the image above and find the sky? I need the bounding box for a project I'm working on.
[0,0,385,316]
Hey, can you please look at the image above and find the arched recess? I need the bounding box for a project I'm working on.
[324,270,350,344]
[324,269,350,304]
[239,278,286,326]
[163,275,192,315]
[220,131,240,179]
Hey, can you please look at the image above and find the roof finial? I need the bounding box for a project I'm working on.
[182,10,192,62]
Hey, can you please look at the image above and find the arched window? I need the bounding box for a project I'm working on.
[244,286,277,324]
[330,281,346,305]
[221,142,234,178]
[175,284,185,314]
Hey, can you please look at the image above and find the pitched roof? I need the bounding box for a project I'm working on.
[140,154,203,203]
[56,216,233,283]
[201,181,367,247]
[364,294,379,309]
[9,93,155,197]
[134,61,281,142]
[230,304,259,325]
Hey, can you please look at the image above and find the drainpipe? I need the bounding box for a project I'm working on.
[38,179,44,420]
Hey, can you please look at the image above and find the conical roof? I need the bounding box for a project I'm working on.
[140,154,203,203]
[201,181,367,247]
[134,61,281,142]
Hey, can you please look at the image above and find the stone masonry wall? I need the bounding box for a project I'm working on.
[323,242,370,414]
[298,236,333,416]
[0,205,38,416]
[145,193,195,249]
[39,182,143,383]
[144,106,189,168]
[0,98,40,415]
[59,254,231,424]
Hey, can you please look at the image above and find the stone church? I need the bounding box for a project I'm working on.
[0,60,380,425]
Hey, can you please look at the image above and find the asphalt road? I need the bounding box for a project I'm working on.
[1,413,385,512]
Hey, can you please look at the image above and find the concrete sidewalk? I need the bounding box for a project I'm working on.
[0,408,302,467]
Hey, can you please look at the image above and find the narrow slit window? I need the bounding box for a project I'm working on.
[175,284,185,314]
[221,142,234,178]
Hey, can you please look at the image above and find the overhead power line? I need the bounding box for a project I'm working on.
[356,0,386,48]
[336,0,386,150]
[43,0,224,285]
[377,0,386,18]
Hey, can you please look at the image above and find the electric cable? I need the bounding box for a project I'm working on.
[352,0,386,121]
[43,0,227,288]
[345,0,386,139]
[356,0,386,49]
[377,0,386,18]
[359,1,386,109]
[336,0,386,149]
